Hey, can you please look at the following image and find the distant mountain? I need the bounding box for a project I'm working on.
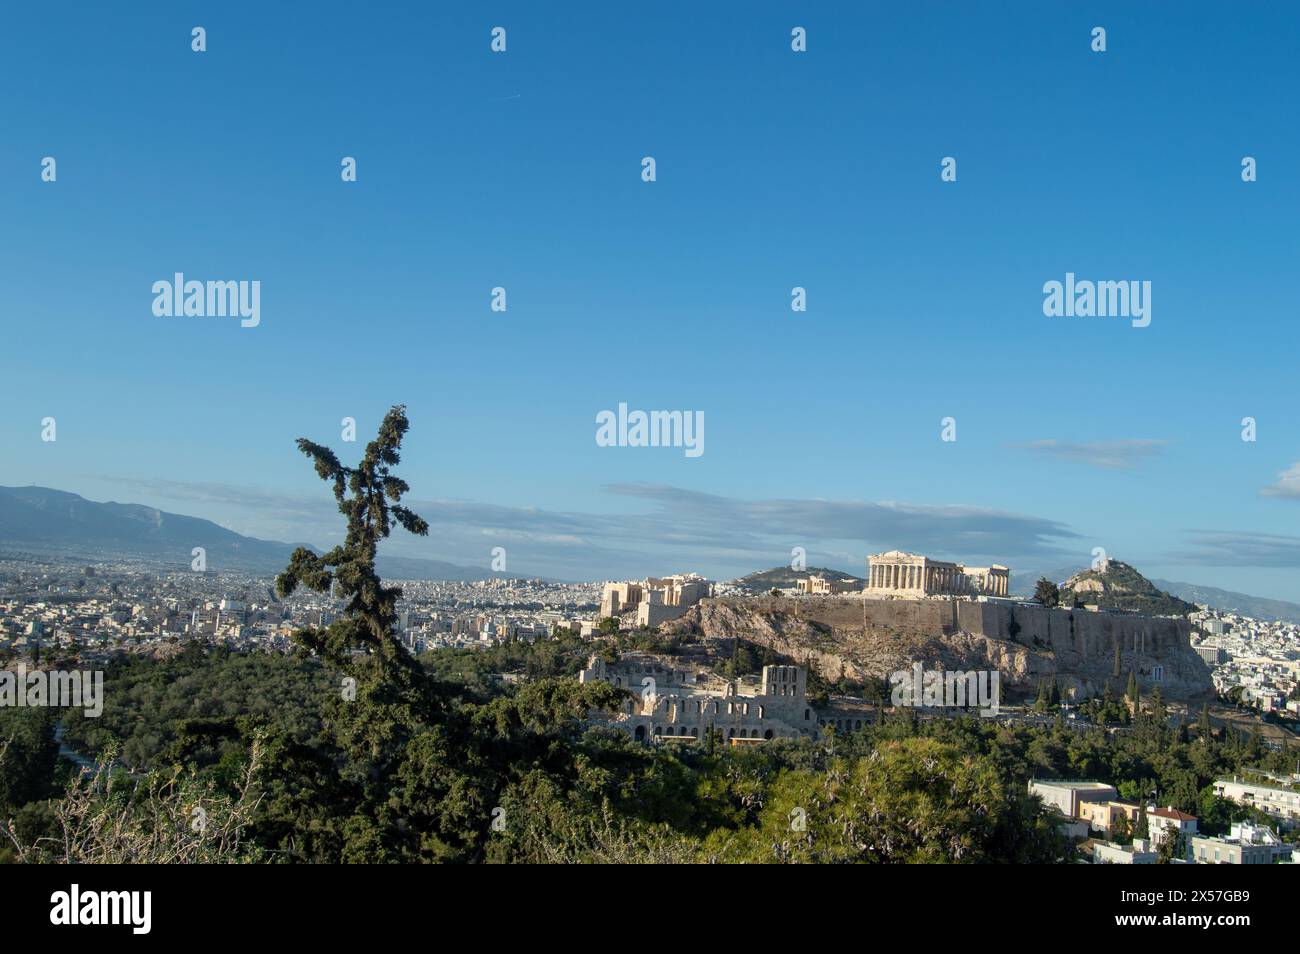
[375,555,515,582]
[1009,565,1087,597]
[0,486,515,581]
[1151,579,1300,624]
[1058,560,1196,617]
[735,566,863,592]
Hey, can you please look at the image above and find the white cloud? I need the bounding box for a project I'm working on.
[1009,439,1171,470]
[1260,462,1300,499]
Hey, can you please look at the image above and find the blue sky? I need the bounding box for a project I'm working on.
[3,2,1300,597]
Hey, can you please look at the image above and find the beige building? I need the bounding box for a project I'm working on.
[599,573,713,628]
[798,575,859,595]
[866,551,1010,598]
[1077,800,1141,835]
[1028,780,1118,818]
[580,653,817,742]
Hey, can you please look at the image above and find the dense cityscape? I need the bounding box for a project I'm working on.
[0,557,602,662]
[6,555,1298,726]
[1191,607,1300,717]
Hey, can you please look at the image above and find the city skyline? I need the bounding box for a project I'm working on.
[4,3,1300,597]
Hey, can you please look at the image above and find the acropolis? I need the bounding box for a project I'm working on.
[865,550,1010,598]
[600,573,713,627]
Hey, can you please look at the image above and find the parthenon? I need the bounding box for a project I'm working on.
[865,550,1009,598]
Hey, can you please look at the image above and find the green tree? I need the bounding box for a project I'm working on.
[703,737,1067,863]
[1156,824,1184,864]
[277,404,430,673]
[0,709,58,817]
[276,406,488,860]
[1149,686,1166,725]
[1034,578,1060,607]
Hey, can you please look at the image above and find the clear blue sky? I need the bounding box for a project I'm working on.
[3,2,1299,597]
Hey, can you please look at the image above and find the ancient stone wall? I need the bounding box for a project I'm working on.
[672,596,1213,701]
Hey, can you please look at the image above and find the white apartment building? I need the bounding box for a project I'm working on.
[1214,776,1300,829]
[1191,822,1292,865]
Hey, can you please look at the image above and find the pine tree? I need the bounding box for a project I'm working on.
[1113,641,1122,680]
[1199,702,1213,742]
[276,406,445,773]
[1135,801,1149,839]
[277,405,429,669]
[1127,670,1139,707]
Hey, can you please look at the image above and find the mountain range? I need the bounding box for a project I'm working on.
[0,486,514,582]
[5,485,1300,620]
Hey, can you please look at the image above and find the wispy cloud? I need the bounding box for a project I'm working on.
[1009,439,1172,470]
[75,477,1082,581]
[598,484,1078,562]
[89,476,329,518]
[1260,462,1300,499]
[1172,529,1300,568]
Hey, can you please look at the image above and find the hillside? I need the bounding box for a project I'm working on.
[662,593,1214,702]
[735,565,863,592]
[1011,561,1300,623]
[0,486,516,581]
[1059,560,1196,617]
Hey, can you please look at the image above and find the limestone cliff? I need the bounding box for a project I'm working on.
[662,595,1214,702]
